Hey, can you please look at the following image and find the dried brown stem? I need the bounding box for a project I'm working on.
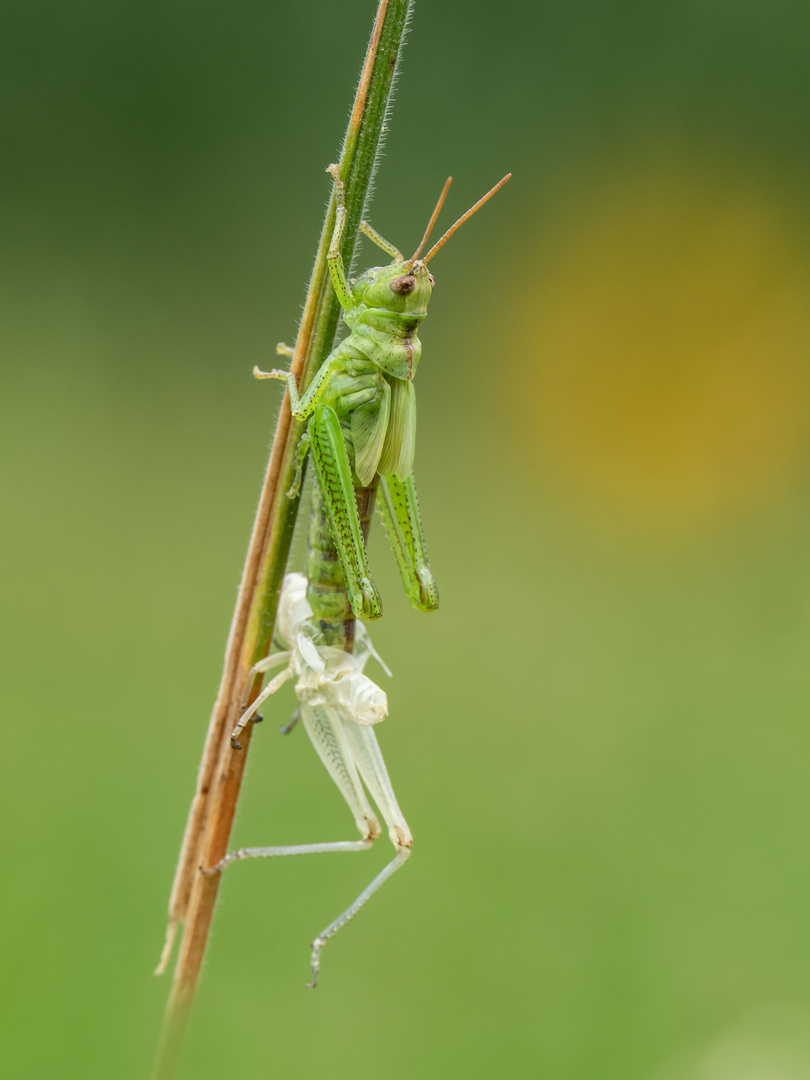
[151,2,412,1076]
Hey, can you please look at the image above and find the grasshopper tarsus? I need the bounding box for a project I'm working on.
[230,736,242,751]
[253,365,287,381]
[355,580,383,621]
[325,162,344,195]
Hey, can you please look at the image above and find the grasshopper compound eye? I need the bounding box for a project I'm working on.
[390,274,417,295]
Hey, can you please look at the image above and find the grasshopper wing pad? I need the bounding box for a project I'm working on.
[378,378,416,482]
[351,377,391,487]
[302,703,381,840]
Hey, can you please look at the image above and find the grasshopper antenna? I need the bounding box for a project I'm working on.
[423,173,512,264]
[410,176,453,263]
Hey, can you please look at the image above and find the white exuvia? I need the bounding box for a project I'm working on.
[213,573,412,988]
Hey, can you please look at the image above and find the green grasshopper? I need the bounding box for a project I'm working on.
[216,167,510,986]
[253,166,511,627]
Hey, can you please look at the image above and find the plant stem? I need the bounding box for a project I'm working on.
[151,2,412,1076]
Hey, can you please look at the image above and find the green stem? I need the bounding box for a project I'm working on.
[151,2,412,1077]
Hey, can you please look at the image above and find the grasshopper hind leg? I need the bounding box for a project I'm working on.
[307,846,411,988]
[309,403,382,620]
[378,474,439,612]
[307,721,413,987]
[205,699,412,988]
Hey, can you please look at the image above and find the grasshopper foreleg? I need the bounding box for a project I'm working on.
[230,663,295,749]
[325,164,354,311]
[359,220,404,260]
[254,354,339,422]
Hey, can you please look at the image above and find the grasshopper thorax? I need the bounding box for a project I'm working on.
[345,260,434,381]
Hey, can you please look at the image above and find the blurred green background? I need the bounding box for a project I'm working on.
[4,2,810,1077]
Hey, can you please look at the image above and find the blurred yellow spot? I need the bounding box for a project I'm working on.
[517,167,810,530]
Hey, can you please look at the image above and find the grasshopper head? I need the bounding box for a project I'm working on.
[348,173,511,320]
[353,259,435,316]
